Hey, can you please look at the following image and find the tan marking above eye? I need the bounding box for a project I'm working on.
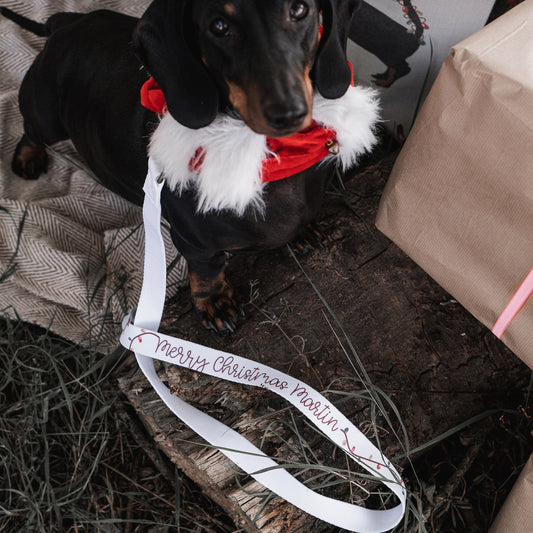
[224,3,236,16]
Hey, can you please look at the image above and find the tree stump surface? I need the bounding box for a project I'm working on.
[118,154,528,531]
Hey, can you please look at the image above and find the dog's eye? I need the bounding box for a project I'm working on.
[210,18,231,37]
[289,1,309,21]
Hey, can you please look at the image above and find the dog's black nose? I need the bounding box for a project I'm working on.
[264,104,308,132]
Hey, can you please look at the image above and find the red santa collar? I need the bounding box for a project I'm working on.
[140,77,346,183]
[144,67,378,216]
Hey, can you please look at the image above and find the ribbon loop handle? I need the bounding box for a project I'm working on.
[120,157,407,532]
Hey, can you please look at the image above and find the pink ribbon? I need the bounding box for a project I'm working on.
[492,267,533,339]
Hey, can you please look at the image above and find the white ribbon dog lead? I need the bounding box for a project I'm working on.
[120,157,406,532]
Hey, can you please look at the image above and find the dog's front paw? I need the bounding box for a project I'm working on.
[12,135,48,180]
[190,272,244,333]
[288,221,328,255]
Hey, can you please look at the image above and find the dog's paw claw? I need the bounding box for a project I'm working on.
[288,221,328,255]
[222,319,236,333]
[198,309,239,334]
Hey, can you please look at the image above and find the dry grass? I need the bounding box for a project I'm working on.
[0,316,235,532]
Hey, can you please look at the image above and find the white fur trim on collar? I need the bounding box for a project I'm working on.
[149,85,379,216]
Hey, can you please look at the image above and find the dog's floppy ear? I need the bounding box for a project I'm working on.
[313,0,361,99]
[133,0,218,128]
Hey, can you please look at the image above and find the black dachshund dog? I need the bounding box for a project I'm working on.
[2,0,378,332]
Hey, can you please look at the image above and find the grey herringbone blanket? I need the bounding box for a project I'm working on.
[0,0,186,351]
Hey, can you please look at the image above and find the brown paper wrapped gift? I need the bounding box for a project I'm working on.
[376,0,533,368]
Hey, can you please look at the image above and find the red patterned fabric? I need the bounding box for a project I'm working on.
[262,122,335,182]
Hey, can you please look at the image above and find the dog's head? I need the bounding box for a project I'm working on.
[133,0,360,137]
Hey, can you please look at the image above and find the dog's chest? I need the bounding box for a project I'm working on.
[233,164,333,251]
